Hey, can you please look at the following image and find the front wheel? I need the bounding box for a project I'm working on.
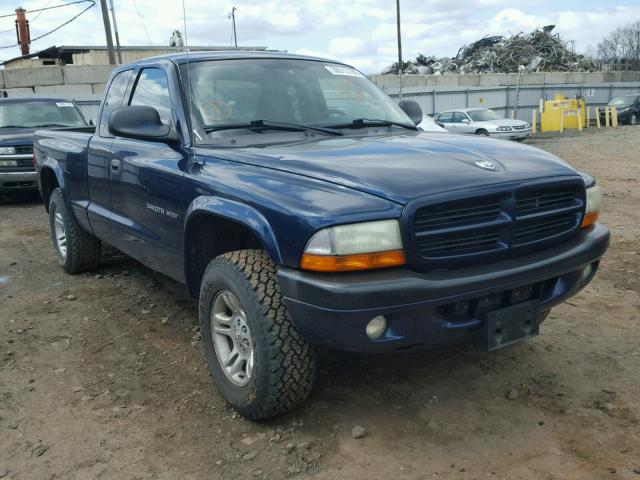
[199,250,317,419]
[630,114,638,126]
[476,129,490,136]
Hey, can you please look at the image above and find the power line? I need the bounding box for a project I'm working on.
[0,1,95,50]
[0,0,54,34]
[31,0,56,21]
[131,0,152,44]
[0,0,93,19]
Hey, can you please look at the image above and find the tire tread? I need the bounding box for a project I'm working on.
[202,249,316,419]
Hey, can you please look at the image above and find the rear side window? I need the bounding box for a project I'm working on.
[100,69,133,137]
[130,68,172,124]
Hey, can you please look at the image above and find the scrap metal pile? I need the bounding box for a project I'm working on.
[385,27,598,74]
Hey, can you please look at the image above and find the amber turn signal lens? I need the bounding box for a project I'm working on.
[581,211,599,229]
[300,250,406,272]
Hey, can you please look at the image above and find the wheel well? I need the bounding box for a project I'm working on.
[185,214,264,297]
[40,167,59,212]
[475,128,488,135]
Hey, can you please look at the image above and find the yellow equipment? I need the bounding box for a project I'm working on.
[540,94,586,132]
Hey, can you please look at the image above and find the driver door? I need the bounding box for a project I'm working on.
[107,66,187,281]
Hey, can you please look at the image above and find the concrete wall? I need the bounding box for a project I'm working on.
[0,65,114,98]
[0,65,116,120]
[371,71,640,90]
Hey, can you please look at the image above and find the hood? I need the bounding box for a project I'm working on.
[0,128,37,146]
[475,119,528,127]
[202,131,580,205]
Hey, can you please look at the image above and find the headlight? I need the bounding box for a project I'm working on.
[497,126,512,132]
[582,183,601,229]
[300,219,405,272]
[0,146,16,155]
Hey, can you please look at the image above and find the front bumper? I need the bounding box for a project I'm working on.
[490,129,532,140]
[278,223,610,353]
[0,170,38,193]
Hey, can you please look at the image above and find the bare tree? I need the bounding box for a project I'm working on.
[596,20,640,71]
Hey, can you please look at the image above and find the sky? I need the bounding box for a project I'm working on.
[1,0,639,72]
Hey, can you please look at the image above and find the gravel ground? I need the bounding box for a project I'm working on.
[1,126,639,480]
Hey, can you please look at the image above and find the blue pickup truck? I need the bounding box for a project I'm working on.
[0,97,88,196]
[33,51,609,419]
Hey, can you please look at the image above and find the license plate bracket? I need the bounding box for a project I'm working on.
[482,300,540,351]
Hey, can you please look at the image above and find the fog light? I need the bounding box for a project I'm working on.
[580,263,593,286]
[366,315,387,340]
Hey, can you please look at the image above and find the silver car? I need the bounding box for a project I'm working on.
[434,108,531,140]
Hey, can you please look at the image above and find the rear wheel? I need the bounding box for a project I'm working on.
[199,249,317,419]
[48,188,101,273]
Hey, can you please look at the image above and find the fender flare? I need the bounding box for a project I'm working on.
[183,196,284,295]
[39,157,67,211]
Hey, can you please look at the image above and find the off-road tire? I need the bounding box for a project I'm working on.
[199,249,317,419]
[48,188,101,273]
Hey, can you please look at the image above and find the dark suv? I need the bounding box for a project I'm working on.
[604,94,640,125]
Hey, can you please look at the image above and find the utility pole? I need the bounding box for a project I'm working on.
[395,0,403,99]
[108,0,122,64]
[230,7,238,47]
[99,0,116,65]
[14,8,30,56]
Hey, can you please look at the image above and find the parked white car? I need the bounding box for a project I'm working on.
[418,115,448,132]
[434,108,531,140]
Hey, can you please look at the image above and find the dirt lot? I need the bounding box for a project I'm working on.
[1,127,639,480]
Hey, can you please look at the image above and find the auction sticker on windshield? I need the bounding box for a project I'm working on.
[56,102,75,108]
[324,65,364,77]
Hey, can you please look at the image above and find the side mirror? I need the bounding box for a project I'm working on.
[89,119,95,126]
[436,122,445,128]
[398,100,423,125]
[461,118,470,123]
[109,105,178,143]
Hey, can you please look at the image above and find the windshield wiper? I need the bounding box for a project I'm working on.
[204,119,342,136]
[31,123,69,128]
[330,118,418,131]
[0,125,25,129]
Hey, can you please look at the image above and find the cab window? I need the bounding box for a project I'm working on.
[99,69,133,137]
[130,68,173,124]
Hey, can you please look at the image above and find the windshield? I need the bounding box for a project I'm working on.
[0,101,86,128]
[181,59,412,143]
[467,109,502,122]
[609,95,637,108]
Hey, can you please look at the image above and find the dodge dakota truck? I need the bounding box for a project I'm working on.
[33,52,610,419]
[0,97,87,196]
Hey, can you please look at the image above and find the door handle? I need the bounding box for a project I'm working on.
[110,159,121,173]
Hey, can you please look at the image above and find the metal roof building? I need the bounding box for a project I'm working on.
[1,45,269,69]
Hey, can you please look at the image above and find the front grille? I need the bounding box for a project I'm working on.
[14,145,33,155]
[418,228,501,257]
[414,196,502,230]
[411,181,584,265]
[512,125,526,130]
[413,194,507,259]
[515,187,577,215]
[514,212,577,245]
